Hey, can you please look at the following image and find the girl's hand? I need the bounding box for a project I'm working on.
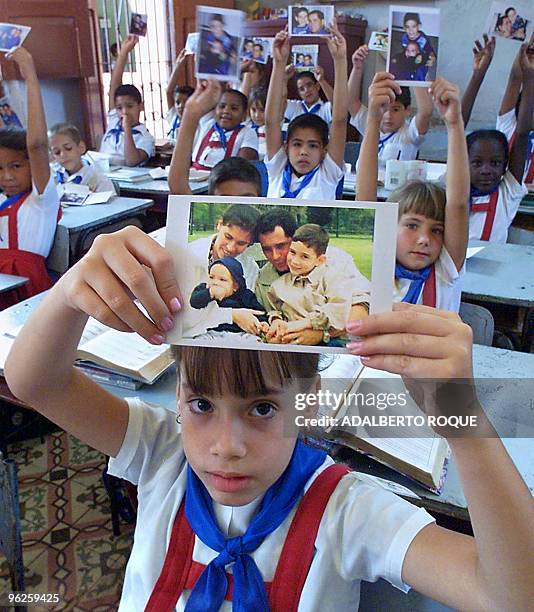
[326,20,347,61]
[184,79,221,119]
[121,34,139,54]
[314,65,325,82]
[272,29,290,64]
[367,71,401,122]
[472,33,496,73]
[430,77,462,126]
[351,44,369,69]
[58,226,181,344]
[5,47,36,80]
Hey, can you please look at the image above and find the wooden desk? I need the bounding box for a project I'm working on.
[0,274,28,294]
[47,197,154,274]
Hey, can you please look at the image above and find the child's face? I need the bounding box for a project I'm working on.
[213,222,252,259]
[404,19,420,40]
[210,19,224,38]
[115,95,142,125]
[469,139,507,192]
[50,133,85,174]
[175,92,190,117]
[252,45,263,59]
[296,76,321,106]
[258,226,293,272]
[287,240,325,276]
[179,371,304,506]
[207,263,238,300]
[380,101,409,133]
[286,127,326,175]
[507,9,517,21]
[308,14,325,33]
[244,41,253,53]
[215,92,246,130]
[296,10,309,26]
[405,42,419,57]
[396,213,443,270]
[249,101,265,127]
[0,148,32,196]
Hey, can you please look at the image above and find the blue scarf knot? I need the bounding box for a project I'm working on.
[281,163,320,199]
[301,101,321,115]
[395,263,431,304]
[378,130,398,154]
[56,171,83,185]
[105,122,142,144]
[183,439,326,612]
[167,114,180,138]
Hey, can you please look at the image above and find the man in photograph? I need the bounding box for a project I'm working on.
[308,10,330,35]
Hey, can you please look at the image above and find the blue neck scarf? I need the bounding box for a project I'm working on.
[301,101,321,115]
[395,263,431,304]
[469,184,499,207]
[213,123,243,150]
[167,114,180,138]
[378,130,398,154]
[56,170,83,185]
[281,163,320,198]
[105,121,141,144]
[184,439,326,612]
[0,190,30,212]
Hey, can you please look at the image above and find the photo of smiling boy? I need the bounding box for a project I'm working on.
[196,7,242,81]
[293,7,310,34]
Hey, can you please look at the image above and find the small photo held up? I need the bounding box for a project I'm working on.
[129,12,148,37]
[185,32,200,55]
[165,196,397,354]
[485,1,532,42]
[288,5,334,37]
[241,37,273,64]
[196,5,244,81]
[386,5,440,87]
[368,31,390,52]
[291,44,319,71]
[0,23,31,52]
[0,96,23,129]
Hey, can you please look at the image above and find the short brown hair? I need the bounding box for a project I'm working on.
[292,223,329,256]
[49,122,83,145]
[171,346,319,397]
[387,180,446,223]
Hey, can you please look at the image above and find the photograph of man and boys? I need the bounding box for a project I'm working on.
[486,2,531,42]
[292,44,319,71]
[196,6,243,80]
[387,6,440,86]
[165,197,401,354]
[129,13,148,37]
[0,23,31,52]
[288,5,334,37]
[241,37,273,65]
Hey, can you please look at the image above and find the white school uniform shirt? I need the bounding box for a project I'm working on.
[264,148,343,200]
[0,175,59,257]
[393,247,463,313]
[350,105,425,167]
[166,107,180,142]
[191,118,258,169]
[469,170,528,244]
[496,109,534,184]
[52,162,117,194]
[180,235,259,337]
[108,399,435,612]
[245,119,266,160]
[285,99,332,125]
[99,109,155,166]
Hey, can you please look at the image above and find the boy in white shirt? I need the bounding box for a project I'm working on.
[165,48,194,142]
[99,35,155,166]
[264,24,347,200]
[348,44,433,167]
[49,123,116,193]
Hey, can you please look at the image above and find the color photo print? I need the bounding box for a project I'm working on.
[165,196,397,354]
[386,5,440,86]
[288,5,334,37]
[485,1,532,42]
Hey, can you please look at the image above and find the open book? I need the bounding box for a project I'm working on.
[59,183,115,206]
[320,357,449,492]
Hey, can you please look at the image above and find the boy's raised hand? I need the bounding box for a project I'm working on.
[351,44,369,69]
[519,37,534,79]
[184,79,222,119]
[472,33,495,73]
[5,46,36,80]
[272,29,290,64]
[367,71,401,122]
[120,34,139,55]
[175,48,188,66]
[326,20,347,61]
[284,64,296,81]
[314,64,325,82]
[430,77,462,125]
[59,227,181,344]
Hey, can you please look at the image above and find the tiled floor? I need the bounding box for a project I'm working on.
[0,431,134,611]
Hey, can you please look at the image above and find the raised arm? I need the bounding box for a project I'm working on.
[326,21,348,168]
[265,29,290,159]
[347,44,368,118]
[241,60,260,98]
[168,79,222,194]
[108,35,138,111]
[461,34,496,127]
[314,65,333,102]
[356,72,401,201]
[413,86,433,136]
[4,227,182,457]
[7,48,49,193]
[347,303,534,611]
[499,39,525,116]
[509,43,534,184]
[431,78,469,271]
[166,49,188,110]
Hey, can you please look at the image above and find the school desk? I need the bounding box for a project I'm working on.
[47,197,154,274]
[0,274,28,295]
[112,178,209,205]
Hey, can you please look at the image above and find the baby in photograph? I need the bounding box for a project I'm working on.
[265,224,354,346]
[391,40,427,81]
[190,257,268,339]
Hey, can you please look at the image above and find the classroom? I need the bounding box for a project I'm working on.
[0,0,533,610]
